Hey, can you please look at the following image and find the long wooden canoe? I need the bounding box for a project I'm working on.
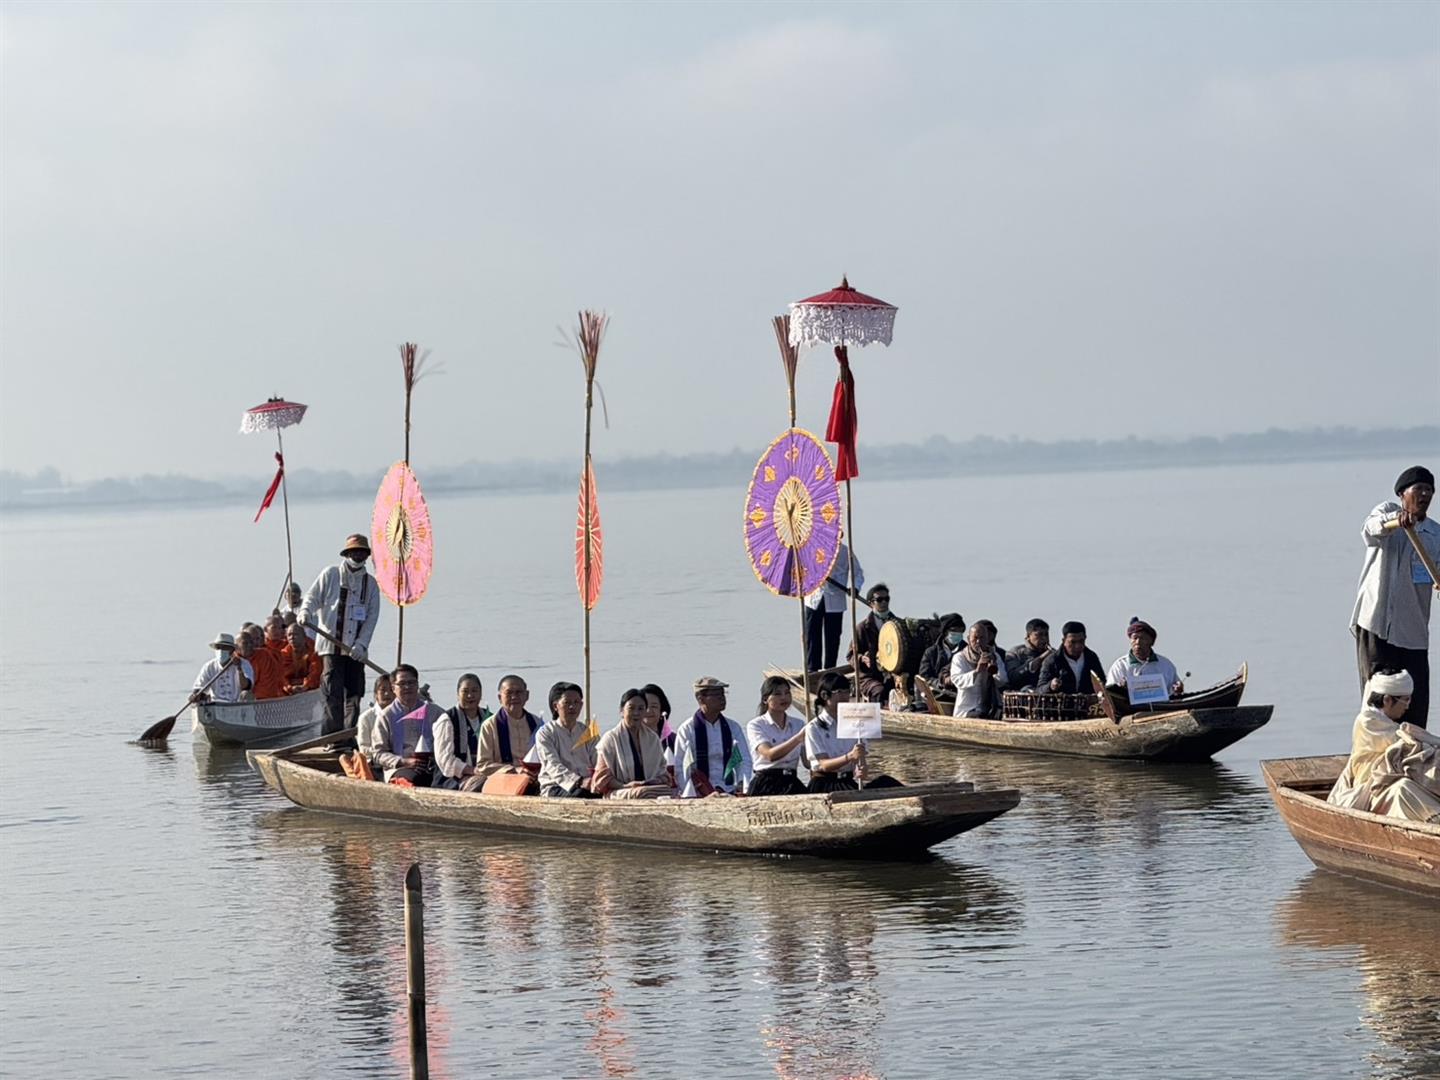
[1261,755,1440,897]
[247,745,1022,859]
[194,688,324,747]
[773,668,1271,761]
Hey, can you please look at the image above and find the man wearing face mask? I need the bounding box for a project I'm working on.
[918,614,966,693]
[300,532,381,737]
[849,583,899,703]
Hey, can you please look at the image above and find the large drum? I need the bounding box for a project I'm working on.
[878,618,943,675]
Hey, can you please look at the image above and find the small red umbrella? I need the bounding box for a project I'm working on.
[240,397,308,596]
[788,277,897,698]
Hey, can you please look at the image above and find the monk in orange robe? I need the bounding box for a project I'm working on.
[238,626,286,700]
[263,614,289,661]
[282,622,323,694]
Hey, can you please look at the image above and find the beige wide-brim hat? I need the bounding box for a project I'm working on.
[210,632,237,650]
[340,533,372,557]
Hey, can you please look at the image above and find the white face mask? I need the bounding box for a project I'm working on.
[946,632,964,646]
[344,557,366,572]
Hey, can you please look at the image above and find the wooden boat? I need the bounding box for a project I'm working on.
[773,668,1272,762]
[193,689,325,747]
[247,737,1021,859]
[1261,755,1440,897]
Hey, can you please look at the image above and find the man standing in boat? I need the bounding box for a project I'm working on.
[1352,466,1438,729]
[805,541,863,672]
[300,532,380,737]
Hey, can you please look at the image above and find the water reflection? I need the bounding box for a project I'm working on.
[253,810,1022,1079]
[1277,873,1440,1080]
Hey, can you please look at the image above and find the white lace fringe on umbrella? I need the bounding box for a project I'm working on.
[787,304,896,349]
[239,402,308,434]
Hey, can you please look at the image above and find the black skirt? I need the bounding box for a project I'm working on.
[749,768,808,797]
[807,772,858,794]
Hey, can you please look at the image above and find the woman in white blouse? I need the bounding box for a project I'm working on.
[746,676,808,796]
[804,673,901,793]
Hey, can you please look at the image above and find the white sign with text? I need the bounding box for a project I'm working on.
[1125,672,1170,706]
[837,701,883,740]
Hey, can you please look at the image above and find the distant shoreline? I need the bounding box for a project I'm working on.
[2,425,1434,513]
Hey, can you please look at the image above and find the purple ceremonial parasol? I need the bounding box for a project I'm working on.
[744,429,841,598]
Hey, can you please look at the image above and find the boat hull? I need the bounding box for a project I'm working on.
[248,750,1021,859]
[194,689,325,747]
[877,704,1273,761]
[1262,756,1440,897]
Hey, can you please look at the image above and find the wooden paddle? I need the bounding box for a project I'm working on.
[1384,519,1440,593]
[138,655,239,744]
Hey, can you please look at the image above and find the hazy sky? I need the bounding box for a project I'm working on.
[3,2,1437,481]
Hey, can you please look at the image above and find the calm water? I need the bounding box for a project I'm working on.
[1,457,1437,1079]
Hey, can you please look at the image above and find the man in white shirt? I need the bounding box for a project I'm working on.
[1351,466,1438,729]
[805,542,863,672]
[190,632,253,704]
[300,532,381,736]
[1107,618,1183,701]
[950,622,1009,718]
[672,677,752,797]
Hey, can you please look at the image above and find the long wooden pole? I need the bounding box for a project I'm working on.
[845,478,860,701]
[404,863,429,1080]
[277,428,294,592]
[397,379,413,671]
[785,500,813,725]
[583,372,594,734]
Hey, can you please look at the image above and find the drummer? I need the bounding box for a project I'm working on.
[849,583,897,703]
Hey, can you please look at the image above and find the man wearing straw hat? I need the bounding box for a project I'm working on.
[189,632,253,705]
[1352,465,1438,729]
[300,532,381,736]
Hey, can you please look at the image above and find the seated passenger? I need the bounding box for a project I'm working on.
[477,674,546,780]
[535,682,600,797]
[917,613,965,692]
[1107,618,1184,699]
[237,624,284,700]
[190,631,252,704]
[1005,619,1052,691]
[849,584,898,703]
[1331,670,1440,821]
[356,673,395,767]
[950,622,1009,718]
[262,614,289,659]
[594,688,674,798]
[1038,621,1106,695]
[369,664,447,785]
[281,622,323,694]
[672,677,752,797]
[433,673,490,791]
[641,682,677,786]
[746,676,808,796]
[279,580,305,619]
[804,673,901,793]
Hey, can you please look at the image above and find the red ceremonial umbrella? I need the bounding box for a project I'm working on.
[788,277,897,696]
[240,397,308,599]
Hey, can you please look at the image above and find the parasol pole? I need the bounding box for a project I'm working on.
[845,479,859,701]
[277,428,294,592]
[396,343,420,670]
[583,373,593,735]
[572,311,606,741]
[773,316,810,723]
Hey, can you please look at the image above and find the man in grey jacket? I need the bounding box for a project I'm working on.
[301,532,381,736]
[1351,466,1438,728]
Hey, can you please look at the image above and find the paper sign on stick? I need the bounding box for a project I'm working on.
[1126,672,1170,706]
[837,701,883,740]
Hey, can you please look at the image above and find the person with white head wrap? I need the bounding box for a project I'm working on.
[1329,669,1440,821]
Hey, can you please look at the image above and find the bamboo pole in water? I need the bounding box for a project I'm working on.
[404,863,429,1080]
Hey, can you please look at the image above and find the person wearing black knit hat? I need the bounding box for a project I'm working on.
[1351,465,1438,728]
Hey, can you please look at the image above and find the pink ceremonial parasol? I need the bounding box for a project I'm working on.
[240,397,308,597]
[575,459,604,611]
[371,462,434,607]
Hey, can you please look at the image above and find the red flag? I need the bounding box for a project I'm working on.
[253,452,284,522]
[825,346,858,481]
